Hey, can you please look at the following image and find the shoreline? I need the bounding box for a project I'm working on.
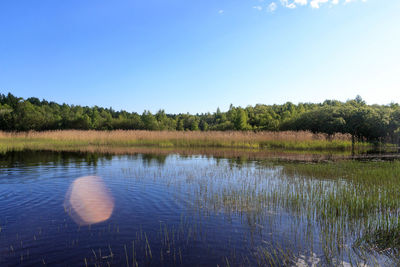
[0,130,369,154]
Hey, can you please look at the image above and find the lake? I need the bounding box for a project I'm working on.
[0,151,399,266]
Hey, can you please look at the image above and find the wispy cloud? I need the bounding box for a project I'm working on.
[295,0,308,6]
[280,0,295,8]
[259,0,366,11]
[218,10,224,14]
[310,0,329,8]
[268,2,278,12]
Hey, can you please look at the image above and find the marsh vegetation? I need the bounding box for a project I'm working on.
[0,130,371,154]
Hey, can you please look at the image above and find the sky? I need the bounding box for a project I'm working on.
[0,0,399,114]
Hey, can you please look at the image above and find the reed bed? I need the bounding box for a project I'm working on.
[0,130,359,153]
[0,130,352,142]
[120,157,400,265]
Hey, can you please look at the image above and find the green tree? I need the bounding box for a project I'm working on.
[141,110,158,130]
[233,108,249,130]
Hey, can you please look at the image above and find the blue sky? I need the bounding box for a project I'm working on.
[0,0,399,113]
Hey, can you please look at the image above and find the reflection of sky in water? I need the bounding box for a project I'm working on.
[64,176,114,226]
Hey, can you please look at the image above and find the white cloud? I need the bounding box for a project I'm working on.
[278,0,307,9]
[294,0,308,5]
[310,0,329,8]
[253,6,263,10]
[268,0,366,10]
[268,2,278,12]
[280,0,297,8]
[345,0,367,3]
[218,10,224,14]
[280,0,290,7]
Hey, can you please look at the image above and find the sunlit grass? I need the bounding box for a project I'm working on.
[0,130,363,154]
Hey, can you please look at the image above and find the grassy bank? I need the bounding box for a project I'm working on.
[0,130,365,153]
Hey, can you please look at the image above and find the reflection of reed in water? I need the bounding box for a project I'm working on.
[64,176,114,225]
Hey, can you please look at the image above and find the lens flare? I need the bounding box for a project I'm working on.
[64,176,114,225]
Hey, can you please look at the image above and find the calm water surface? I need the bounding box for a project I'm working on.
[0,151,396,266]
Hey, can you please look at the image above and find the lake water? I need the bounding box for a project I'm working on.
[0,151,397,266]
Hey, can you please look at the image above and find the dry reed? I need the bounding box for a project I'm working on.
[0,130,359,153]
[0,130,351,142]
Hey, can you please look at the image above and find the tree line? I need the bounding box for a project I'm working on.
[1,93,399,144]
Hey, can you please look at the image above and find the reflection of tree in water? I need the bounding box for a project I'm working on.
[0,151,169,168]
[140,153,167,166]
[0,151,115,168]
[83,153,99,166]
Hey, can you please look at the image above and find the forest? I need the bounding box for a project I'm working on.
[1,93,399,144]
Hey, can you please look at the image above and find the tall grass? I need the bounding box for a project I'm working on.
[0,130,362,153]
[121,158,400,264]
